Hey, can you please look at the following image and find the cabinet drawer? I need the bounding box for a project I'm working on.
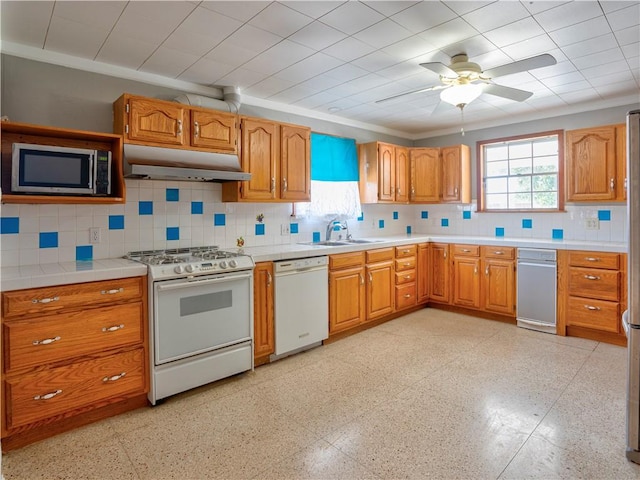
[395,257,416,272]
[395,283,416,310]
[2,277,144,319]
[452,244,479,256]
[568,267,619,301]
[395,245,417,258]
[5,348,145,429]
[366,248,394,263]
[567,296,620,333]
[481,246,515,260]
[4,302,143,373]
[568,251,619,270]
[330,252,365,270]
[395,270,416,285]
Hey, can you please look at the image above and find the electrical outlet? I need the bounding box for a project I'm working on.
[585,219,600,230]
[89,227,101,244]
[280,224,290,235]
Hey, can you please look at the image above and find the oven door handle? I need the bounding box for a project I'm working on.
[156,272,252,292]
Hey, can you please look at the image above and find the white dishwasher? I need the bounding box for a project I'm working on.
[274,256,329,357]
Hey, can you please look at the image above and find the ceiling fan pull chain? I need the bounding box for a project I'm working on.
[460,106,465,136]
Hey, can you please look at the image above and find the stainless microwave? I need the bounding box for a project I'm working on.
[12,143,112,195]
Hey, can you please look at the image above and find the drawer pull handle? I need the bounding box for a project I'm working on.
[32,336,61,346]
[103,372,126,383]
[404,275,411,279]
[404,294,412,298]
[402,249,410,254]
[102,324,125,332]
[461,249,470,252]
[584,275,600,280]
[101,288,124,295]
[584,305,601,311]
[493,251,504,255]
[34,389,62,401]
[404,262,411,266]
[584,257,600,262]
[32,296,59,304]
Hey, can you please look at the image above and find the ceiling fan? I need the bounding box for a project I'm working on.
[376,53,557,108]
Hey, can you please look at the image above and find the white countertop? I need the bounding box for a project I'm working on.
[0,235,626,292]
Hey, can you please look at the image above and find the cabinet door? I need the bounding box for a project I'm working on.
[127,97,188,147]
[417,243,429,303]
[566,126,617,201]
[453,257,481,308]
[429,243,450,303]
[441,145,470,203]
[280,124,311,201]
[191,109,237,152]
[240,118,278,200]
[366,261,394,320]
[482,259,515,315]
[410,148,440,202]
[329,267,365,334]
[253,262,274,360]
[378,143,396,201]
[395,147,410,203]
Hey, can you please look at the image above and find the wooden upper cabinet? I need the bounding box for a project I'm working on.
[378,142,396,201]
[125,96,189,147]
[190,108,237,152]
[441,145,471,203]
[395,147,410,203]
[280,124,311,201]
[358,142,410,203]
[565,125,625,202]
[410,148,440,202]
[239,118,278,201]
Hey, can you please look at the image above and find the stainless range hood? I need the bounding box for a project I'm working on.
[123,143,250,182]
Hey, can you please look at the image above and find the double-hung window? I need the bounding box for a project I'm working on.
[478,130,564,212]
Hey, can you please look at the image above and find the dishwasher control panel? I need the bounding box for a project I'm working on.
[275,256,328,273]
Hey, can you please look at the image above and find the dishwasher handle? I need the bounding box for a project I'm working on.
[517,261,557,268]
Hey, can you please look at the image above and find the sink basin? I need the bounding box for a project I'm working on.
[299,238,382,247]
[344,239,380,244]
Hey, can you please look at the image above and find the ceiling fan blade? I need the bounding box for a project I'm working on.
[419,61,457,78]
[375,84,449,104]
[482,83,533,102]
[482,53,556,79]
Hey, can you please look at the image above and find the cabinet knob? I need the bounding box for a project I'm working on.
[485,266,489,276]
[271,177,276,193]
[282,178,287,192]
[359,273,364,285]
[368,272,373,283]
[32,336,61,346]
[176,119,183,136]
[266,272,272,286]
[34,389,62,401]
[404,294,412,298]
[610,178,615,190]
[194,121,200,137]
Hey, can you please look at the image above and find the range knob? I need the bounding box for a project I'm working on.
[174,265,185,274]
[229,259,238,268]
[219,261,228,269]
[185,264,195,273]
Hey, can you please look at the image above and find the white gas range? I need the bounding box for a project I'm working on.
[125,246,254,405]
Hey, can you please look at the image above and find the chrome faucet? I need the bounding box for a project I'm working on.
[326,218,349,241]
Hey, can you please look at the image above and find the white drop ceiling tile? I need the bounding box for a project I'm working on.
[602,1,638,14]
[173,6,243,40]
[288,21,347,51]
[533,1,603,32]
[96,36,157,70]
[53,1,126,29]
[297,73,344,92]
[472,50,515,72]
[573,48,626,70]
[323,97,362,112]
[606,3,640,32]
[462,1,529,33]
[45,17,110,60]
[441,35,497,60]
[354,19,413,49]
[526,95,567,109]
[558,88,601,103]
[521,1,571,15]
[443,1,493,16]
[381,36,438,62]
[588,71,637,87]
[323,63,369,82]
[224,24,283,54]
[123,1,195,27]
[242,40,314,75]
[281,1,345,18]
[622,43,640,59]
[351,50,399,72]
[615,25,640,46]
[177,57,235,84]
[348,82,408,104]
[200,1,268,22]
[377,61,426,81]
[548,80,593,94]
[483,17,546,48]
[162,30,217,58]
[581,59,635,79]
[418,18,479,50]
[594,79,640,97]
[214,67,269,89]
[248,2,313,38]
[325,73,389,97]
[273,52,343,83]
[491,71,536,87]
[390,2,458,34]
[244,76,296,98]
[0,0,53,47]
[540,71,586,88]
[548,17,612,47]
[561,34,619,59]
[363,1,419,17]
[109,11,175,45]
[319,1,385,35]
[139,47,200,78]
[293,90,342,109]
[268,84,317,103]
[205,41,259,66]
[500,35,560,60]
[531,60,578,80]
[322,36,376,62]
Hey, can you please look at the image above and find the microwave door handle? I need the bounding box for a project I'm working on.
[88,152,95,190]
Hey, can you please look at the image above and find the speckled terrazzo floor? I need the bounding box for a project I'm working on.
[2,308,640,480]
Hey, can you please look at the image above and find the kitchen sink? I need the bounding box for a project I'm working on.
[299,238,382,247]
[344,239,380,244]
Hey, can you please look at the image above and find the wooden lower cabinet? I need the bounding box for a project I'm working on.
[417,243,429,304]
[452,245,481,309]
[253,262,274,364]
[481,246,516,316]
[365,248,394,320]
[395,245,417,310]
[329,252,366,335]
[1,276,148,449]
[429,243,450,303]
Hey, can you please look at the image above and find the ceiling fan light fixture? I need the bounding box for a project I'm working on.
[440,83,483,108]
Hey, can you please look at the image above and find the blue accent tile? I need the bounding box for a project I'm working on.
[0,217,19,234]
[598,210,611,221]
[378,219,385,229]
[441,218,449,227]
[166,188,179,202]
[393,211,399,220]
[214,213,226,226]
[421,211,429,219]
[357,212,364,221]
[138,201,153,215]
[191,202,203,215]
[290,223,299,234]
[312,231,321,242]
[552,229,564,240]
[462,211,471,220]
[76,245,93,261]
[495,227,505,237]
[406,225,412,234]
[39,232,58,248]
[166,227,179,241]
[255,224,265,236]
[522,218,533,229]
[109,215,124,230]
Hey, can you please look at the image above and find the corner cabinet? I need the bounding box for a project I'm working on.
[565,124,626,202]
[0,122,125,204]
[222,117,311,202]
[253,262,274,366]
